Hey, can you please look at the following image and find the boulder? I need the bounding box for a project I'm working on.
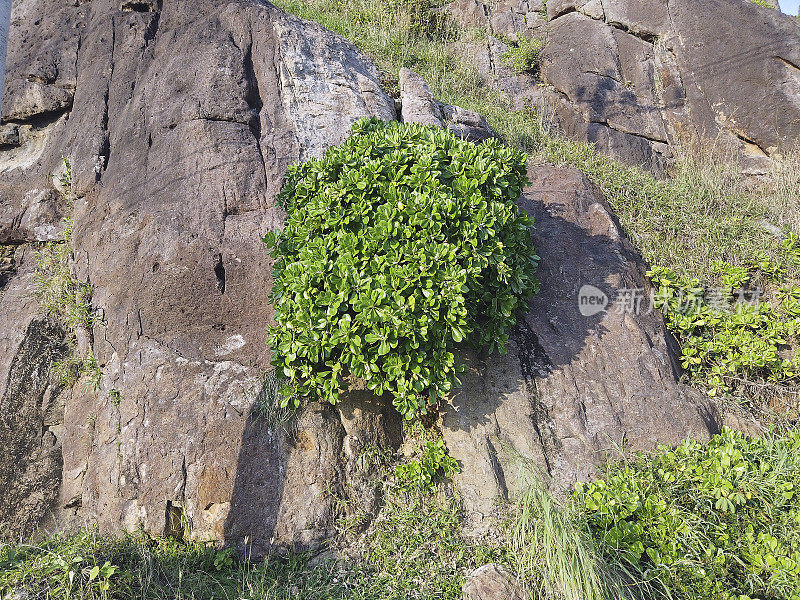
[442,165,719,521]
[463,564,525,600]
[399,67,498,141]
[0,0,400,551]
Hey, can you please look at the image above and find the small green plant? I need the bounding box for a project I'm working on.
[395,438,460,491]
[108,389,122,407]
[501,35,544,75]
[575,428,800,600]
[749,0,777,8]
[650,238,800,397]
[266,119,538,421]
[35,158,102,391]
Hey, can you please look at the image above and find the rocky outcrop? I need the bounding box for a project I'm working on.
[448,0,800,173]
[0,246,70,535]
[442,165,718,522]
[0,0,399,551]
[0,0,9,102]
[0,0,719,551]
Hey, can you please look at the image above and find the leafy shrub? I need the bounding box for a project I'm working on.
[575,428,800,600]
[501,36,544,75]
[395,438,460,491]
[650,236,800,397]
[266,119,538,420]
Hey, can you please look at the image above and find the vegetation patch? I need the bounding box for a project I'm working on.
[395,437,460,491]
[34,158,100,391]
[650,240,800,405]
[0,481,506,600]
[500,35,544,75]
[266,118,538,420]
[576,428,800,600]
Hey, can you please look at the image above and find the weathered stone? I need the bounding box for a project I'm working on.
[399,67,444,127]
[0,0,400,550]
[442,165,718,521]
[399,68,498,140]
[463,564,525,600]
[447,0,547,38]
[540,12,671,171]
[0,124,19,147]
[458,0,800,172]
[0,247,70,537]
[666,0,800,158]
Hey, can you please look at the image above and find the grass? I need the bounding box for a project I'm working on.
[0,485,506,600]
[575,428,800,600]
[4,430,800,600]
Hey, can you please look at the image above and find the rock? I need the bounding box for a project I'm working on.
[399,67,444,127]
[0,0,8,103]
[0,0,400,550]
[0,124,19,147]
[451,0,800,173]
[447,0,547,39]
[442,165,719,521]
[3,588,30,600]
[539,11,672,172]
[463,564,525,600]
[0,247,70,537]
[399,68,498,141]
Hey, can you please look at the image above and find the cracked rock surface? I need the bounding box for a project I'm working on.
[448,0,800,173]
[442,165,718,524]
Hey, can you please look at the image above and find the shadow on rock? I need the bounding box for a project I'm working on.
[442,165,721,526]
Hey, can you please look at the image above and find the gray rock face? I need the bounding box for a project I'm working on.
[0,0,399,549]
[0,0,9,105]
[0,246,69,535]
[448,0,800,173]
[442,165,718,521]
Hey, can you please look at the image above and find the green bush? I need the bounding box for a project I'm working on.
[650,235,800,398]
[395,438,460,491]
[266,118,538,420]
[575,428,800,600]
[501,36,544,75]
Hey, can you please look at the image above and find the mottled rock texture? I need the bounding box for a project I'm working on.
[448,0,800,173]
[0,0,399,552]
[399,67,498,141]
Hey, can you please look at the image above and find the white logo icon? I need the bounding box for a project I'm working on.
[578,285,608,316]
